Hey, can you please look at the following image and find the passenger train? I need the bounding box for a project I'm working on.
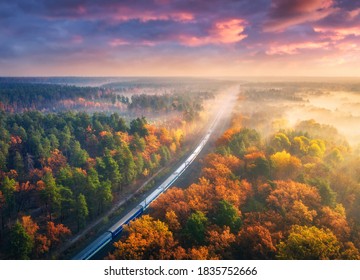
[73,111,222,260]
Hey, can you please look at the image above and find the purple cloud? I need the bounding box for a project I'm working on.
[0,0,359,76]
[264,0,336,32]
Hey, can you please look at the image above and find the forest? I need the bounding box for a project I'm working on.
[0,83,117,112]
[107,82,360,260]
[0,78,222,259]
[0,110,188,259]
[0,79,219,122]
[2,78,360,260]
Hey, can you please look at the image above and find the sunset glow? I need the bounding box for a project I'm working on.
[1,0,359,76]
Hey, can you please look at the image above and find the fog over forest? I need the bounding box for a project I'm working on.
[238,80,360,147]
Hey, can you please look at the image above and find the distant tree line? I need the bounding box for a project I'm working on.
[0,83,128,113]
[129,92,214,121]
[0,83,214,121]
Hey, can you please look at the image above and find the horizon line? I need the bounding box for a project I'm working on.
[1,75,360,79]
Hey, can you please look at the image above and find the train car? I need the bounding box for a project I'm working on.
[73,205,143,260]
[107,205,144,237]
[141,186,164,209]
[73,231,112,260]
[140,170,177,209]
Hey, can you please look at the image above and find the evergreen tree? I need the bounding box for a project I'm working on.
[76,193,88,231]
[214,200,242,233]
[184,211,208,245]
[8,221,33,259]
[40,172,61,221]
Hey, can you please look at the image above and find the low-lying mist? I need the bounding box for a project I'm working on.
[236,81,360,147]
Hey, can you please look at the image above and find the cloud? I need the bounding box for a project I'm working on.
[112,10,194,23]
[266,41,330,55]
[315,26,360,40]
[264,0,336,32]
[105,17,248,47]
[1,0,359,76]
[334,41,360,52]
[109,38,156,47]
[213,19,247,43]
[348,8,360,19]
[313,7,360,40]
[109,38,130,47]
[179,19,247,46]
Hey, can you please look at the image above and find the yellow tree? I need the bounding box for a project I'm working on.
[108,215,179,260]
[286,200,317,226]
[158,127,172,146]
[277,225,341,260]
[270,150,302,180]
[165,210,181,232]
[270,132,291,152]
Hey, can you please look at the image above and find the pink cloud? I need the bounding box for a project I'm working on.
[171,12,194,22]
[139,40,156,47]
[180,19,247,46]
[213,19,247,43]
[288,0,333,13]
[113,9,194,23]
[108,18,247,48]
[265,0,336,32]
[109,38,130,47]
[109,38,156,47]
[335,42,360,52]
[348,8,360,20]
[312,6,360,41]
[314,26,360,41]
[266,41,330,55]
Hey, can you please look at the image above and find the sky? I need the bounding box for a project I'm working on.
[0,0,360,77]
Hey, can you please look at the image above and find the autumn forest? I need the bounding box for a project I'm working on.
[108,79,360,260]
[1,77,360,260]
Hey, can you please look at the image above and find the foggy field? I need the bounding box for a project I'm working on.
[238,80,360,147]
